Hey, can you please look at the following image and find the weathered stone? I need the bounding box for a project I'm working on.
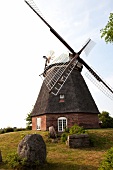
[17,134,46,166]
[51,138,58,143]
[67,134,90,148]
[0,150,2,162]
[49,126,57,139]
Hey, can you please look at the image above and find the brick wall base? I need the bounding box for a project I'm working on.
[32,112,99,131]
[32,115,46,130]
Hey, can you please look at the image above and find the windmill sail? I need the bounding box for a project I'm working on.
[83,39,96,56]
[85,70,113,100]
[79,57,113,100]
[25,0,113,99]
[24,0,76,54]
[40,54,78,95]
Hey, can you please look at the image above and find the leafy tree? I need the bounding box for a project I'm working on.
[100,13,113,44]
[99,111,113,128]
[26,113,32,130]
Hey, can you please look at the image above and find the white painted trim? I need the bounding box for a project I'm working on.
[37,118,41,130]
[58,117,67,132]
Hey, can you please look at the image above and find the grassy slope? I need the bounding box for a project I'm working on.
[0,129,113,170]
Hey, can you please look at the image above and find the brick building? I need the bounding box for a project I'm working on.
[31,62,100,132]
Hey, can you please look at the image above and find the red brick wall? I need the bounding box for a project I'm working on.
[32,115,46,130]
[32,113,99,131]
[46,113,99,130]
[77,113,99,128]
[46,113,78,131]
[32,117,37,130]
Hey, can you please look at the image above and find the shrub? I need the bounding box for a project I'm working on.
[61,133,68,143]
[26,126,32,130]
[61,125,87,143]
[5,152,27,169]
[64,127,70,133]
[98,147,113,170]
[5,152,40,169]
[99,111,113,128]
[4,127,14,133]
[69,124,86,135]
[0,127,26,134]
[14,128,26,132]
[0,129,5,134]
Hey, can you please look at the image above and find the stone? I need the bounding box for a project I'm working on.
[51,138,58,143]
[67,134,90,148]
[0,150,2,162]
[49,126,57,139]
[17,134,46,166]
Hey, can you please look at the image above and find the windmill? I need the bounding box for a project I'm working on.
[25,0,113,131]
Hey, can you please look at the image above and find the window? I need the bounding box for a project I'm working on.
[59,94,65,103]
[58,117,67,132]
[37,118,41,130]
[60,94,64,99]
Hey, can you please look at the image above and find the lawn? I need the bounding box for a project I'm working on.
[0,129,113,169]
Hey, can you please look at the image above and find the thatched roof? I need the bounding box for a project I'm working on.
[31,66,99,116]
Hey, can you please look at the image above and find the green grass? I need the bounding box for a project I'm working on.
[0,129,113,170]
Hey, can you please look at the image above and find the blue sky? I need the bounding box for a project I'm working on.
[0,0,113,128]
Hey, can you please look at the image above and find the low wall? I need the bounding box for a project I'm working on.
[67,134,90,148]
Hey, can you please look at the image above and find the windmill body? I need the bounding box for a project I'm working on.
[32,62,99,131]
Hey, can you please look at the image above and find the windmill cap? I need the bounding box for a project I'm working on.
[43,56,47,59]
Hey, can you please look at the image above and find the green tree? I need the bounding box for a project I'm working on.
[100,13,113,44]
[26,113,32,130]
[99,111,113,128]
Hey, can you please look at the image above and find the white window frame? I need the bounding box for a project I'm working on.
[37,118,41,130]
[59,94,65,103]
[58,117,67,132]
[60,94,64,99]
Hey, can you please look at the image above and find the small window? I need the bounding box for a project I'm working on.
[59,94,65,102]
[60,94,64,99]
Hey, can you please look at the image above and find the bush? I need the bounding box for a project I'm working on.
[61,133,68,143]
[0,127,26,134]
[99,111,113,128]
[5,152,27,169]
[5,152,40,169]
[14,128,26,132]
[4,127,14,133]
[98,147,113,170]
[69,124,86,135]
[0,129,5,134]
[64,127,70,133]
[26,126,32,130]
[60,125,87,143]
